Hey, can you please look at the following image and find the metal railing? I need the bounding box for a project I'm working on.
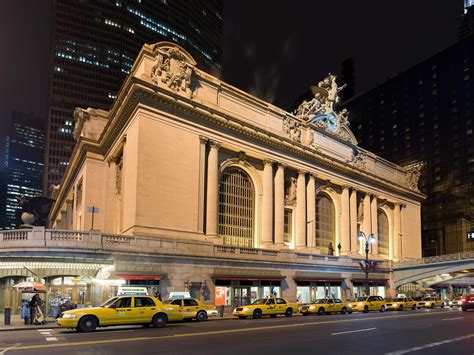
[394,251,474,268]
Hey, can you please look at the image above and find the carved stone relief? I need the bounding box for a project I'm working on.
[151,45,194,98]
[284,176,297,206]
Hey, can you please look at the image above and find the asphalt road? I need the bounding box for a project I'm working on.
[0,308,473,355]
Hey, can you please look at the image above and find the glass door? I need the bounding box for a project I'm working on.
[233,287,252,306]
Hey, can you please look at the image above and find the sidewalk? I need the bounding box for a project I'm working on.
[0,314,58,331]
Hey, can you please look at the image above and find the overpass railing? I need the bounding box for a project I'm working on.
[394,251,474,268]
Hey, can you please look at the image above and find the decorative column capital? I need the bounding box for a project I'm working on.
[209,140,221,150]
[263,158,275,166]
[308,173,316,181]
[199,136,209,144]
[276,161,287,169]
[297,169,308,176]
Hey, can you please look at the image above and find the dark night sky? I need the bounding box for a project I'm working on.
[0,0,464,136]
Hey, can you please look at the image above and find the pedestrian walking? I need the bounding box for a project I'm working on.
[21,299,31,325]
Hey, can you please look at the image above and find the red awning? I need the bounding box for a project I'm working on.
[296,278,344,282]
[215,277,285,281]
[115,274,163,281]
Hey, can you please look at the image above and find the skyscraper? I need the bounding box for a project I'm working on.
[44,0,223,193]
[342,34,474,256]
[0,112,45,229]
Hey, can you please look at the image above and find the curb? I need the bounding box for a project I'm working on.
[0,324,59,332]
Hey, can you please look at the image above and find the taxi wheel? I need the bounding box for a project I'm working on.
[196,311,208,322]
[253,309,262,319]
[152,313,167,328]
[77,316,97,332]
[285,308,293,317]
[399,305,404,311]
[317,307,325,316]
[363,306,369,313]
[341,307,347,315]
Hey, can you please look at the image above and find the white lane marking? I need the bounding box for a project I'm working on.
[386,333,474,354]
[37,329,53,332]
[442,317,464,321]
[45,337,57,342]
[331,327,376,335]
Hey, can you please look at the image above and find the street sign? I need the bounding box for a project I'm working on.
[467,231,474,242]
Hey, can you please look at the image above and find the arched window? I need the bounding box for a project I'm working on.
[315,193,335,254]
[218,167,255,248]
[377,209,389,256]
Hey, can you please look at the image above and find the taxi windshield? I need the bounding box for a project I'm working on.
[100,297,119,307]
[423,297,434,301]
[356,297,368,302]
[251,299,266,305]
[314,299,328,304]
[394,298,405,302]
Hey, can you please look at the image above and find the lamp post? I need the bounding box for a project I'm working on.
[358,231,376,296]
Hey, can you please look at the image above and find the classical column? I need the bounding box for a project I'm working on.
[205,141,220,237]
[393,203,401,260]
[340,186,350,255]
[65,199,73,230]
[371,195,378,255]
[306,174,316,248]
[197,137,208,234]
[362,193,371,254]
[274,163,285,245]
[349,188,358,254]
[262,159,274,246]
[295,171,307,248]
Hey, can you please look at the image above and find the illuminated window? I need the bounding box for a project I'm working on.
[315,193,335,254]
[218,167,255,248]
[377,210,389,256]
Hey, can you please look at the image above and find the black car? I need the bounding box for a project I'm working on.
[461,294,474,311]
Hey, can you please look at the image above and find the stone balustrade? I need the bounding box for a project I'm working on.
[0,227,392,270]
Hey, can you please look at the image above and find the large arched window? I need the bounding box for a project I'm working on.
[218,167,255,248]
[315,193,336,254]
[377,209,389,256]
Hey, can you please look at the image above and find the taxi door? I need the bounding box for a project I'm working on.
[276,298,287,314]
[333,299,343,312]
[265,298,277,314]
[183,299,200,318]
[326,299,336,313]
[110,297,134,325]
[367,296,378,310]
[133,296,158,323]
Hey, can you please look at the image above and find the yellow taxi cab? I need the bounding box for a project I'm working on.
[57,295,183,332]
[348,295,386,313]
[416,297,445,309]
[299,298,352,316]
[384,296,417,311]
[233,297,298,319]
[165,298,218,321]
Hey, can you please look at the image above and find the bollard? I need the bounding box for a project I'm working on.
[4,307,11,325]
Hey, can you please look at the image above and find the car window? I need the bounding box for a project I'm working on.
[114,297,132,308]
[251,299,266,305]
[356,297,367,302]
[170,299,182,306]
[183,299,198,306]
[335,299,342,304]
[316,299,327,304]
[134,297,156,307]
[101,297,119,307]
[276,298,286,304]
[266,298,276,305]
[368,296,375,302]
[327,299,334,304]
[378,297,384,301]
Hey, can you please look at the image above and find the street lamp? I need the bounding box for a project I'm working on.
[358,231,376,297]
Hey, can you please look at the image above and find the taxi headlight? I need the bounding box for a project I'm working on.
[242,307,250,312]
[425,302,431,306]
[348,304,352,308]
[449,301,453,305]
[62,313,77,319]
[393,303,398,306]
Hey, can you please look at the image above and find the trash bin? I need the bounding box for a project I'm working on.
[218,305,225,317]
[4,307,11,325]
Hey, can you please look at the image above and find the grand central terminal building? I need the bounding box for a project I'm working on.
[0,42,424,311]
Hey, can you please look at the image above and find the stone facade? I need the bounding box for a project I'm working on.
[42,42,425,306]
